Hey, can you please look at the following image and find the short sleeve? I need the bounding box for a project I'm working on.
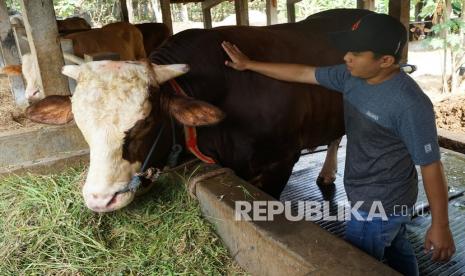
[315,64,351,93]
[397,101,441,165]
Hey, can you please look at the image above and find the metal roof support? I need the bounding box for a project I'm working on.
[0,0,27,107]
[20,0,70,99]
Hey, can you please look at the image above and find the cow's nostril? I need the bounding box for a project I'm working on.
[32,90,39,96]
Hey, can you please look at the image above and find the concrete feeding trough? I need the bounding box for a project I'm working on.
[187,163,399,275]
[0,123,88,176]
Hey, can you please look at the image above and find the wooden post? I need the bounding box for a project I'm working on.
[60,39,76,93]
[202,8,212,29]
[160,0,173,34]
[389,0,410,63]
[266,0,278,25]
[84,52,120,62]
[234,0,249,26]
[20,0,70,98]
[357,0,375,10]
[202,0,224,29]
[0,0,27,107]
[120,0,130,22]
[12,25,29,56]
[287,0,301,23]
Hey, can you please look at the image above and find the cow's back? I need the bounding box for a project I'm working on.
[64,22,146,60]
[151,9,371,147]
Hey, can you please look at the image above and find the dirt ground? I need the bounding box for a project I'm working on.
[0,76,39,132]
[0,40,464,134]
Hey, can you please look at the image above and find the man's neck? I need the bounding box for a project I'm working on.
[366,66,401,85]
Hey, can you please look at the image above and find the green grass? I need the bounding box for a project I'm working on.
[0,166,245,275]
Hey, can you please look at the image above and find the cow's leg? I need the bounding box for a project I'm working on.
[259,151,301,200]
[317,137,342,185]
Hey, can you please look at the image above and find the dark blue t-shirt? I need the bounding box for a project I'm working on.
[315,64,440,214]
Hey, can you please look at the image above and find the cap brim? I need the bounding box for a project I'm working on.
[328,31,368,53]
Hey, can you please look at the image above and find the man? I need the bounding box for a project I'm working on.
[222,12,455,275]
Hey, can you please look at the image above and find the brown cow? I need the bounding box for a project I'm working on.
[10,15,91,34]
[135,23,171,55]
[26,9,372,212]
[57,17,91,33]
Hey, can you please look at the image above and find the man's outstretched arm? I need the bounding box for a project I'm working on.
[421,160,456,262]
[222,41,319,85]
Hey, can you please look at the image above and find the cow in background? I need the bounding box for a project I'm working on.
[135,23,171,56]
[1,22,146,102]
[10,15,92,34]
[409,21,432,41]
[57,17,92,34]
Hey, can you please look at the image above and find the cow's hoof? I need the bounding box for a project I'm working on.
[317,182,336,200]
[316,175,336,186]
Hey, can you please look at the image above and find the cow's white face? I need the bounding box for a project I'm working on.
[63,60,189,212]
[21,53,44,102]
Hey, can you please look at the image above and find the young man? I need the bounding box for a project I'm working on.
[222,13,455,275]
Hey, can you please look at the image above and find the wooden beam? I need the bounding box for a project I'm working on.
[389,0,410,63]
[287,2,296,23]
[60,39,77,93]
[120,0,129,22]
[202,8,213,29]
[287,0,302,23]
[357,0,375,10]
[0,0,27,107]
[12,25,29,56]
[160,0,173,35]
[234,0,249,26]
[20,0,70,98]
[266,0,278,25]
[84,52,120,62]
[202,0,224,10]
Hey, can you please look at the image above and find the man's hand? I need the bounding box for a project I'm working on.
[221,41,318,84]
[222,41,251,71]
[424,224,456,262]
[421,160,456,262]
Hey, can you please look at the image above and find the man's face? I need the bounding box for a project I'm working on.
[343,51,384,79]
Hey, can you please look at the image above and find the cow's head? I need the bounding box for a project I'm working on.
[28,60,224,212]
[1,53,44,102]
[409,23,431,41]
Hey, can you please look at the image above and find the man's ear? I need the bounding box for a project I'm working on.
[380,55,396,68]
[26,95,73,125]
[168,95,225,126]
[1,65,22,76]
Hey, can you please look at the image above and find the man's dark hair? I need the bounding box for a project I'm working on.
[373,52,401,64]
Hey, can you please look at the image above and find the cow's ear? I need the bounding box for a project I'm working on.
[62,65,81,80]
[410,27,416,32]
[26,95,73,125]
[152,64,189,84]
[1,65,22,76]
[169,96,225,126]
